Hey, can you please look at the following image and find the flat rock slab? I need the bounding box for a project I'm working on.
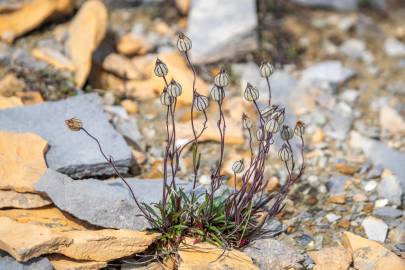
[0,251,53,270]
[243,238,304,270]
[291,0,358,11]
[35,169,191,230]
[49,255,107,270]
[187,0,258,64]
[0,190,51,209]
[300,61,356,87]
[0,93,132,179]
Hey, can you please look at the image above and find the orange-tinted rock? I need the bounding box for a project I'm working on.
[0,190,51,209]
[0,96,23,109]
[0,73,26,96]
[121,99,139,114]
[0,0,73,43]
[102,53,142,80]
[335,163,357,175]
[15,91,44,105]
[308,247,352,270]
[0,132,48,193]
[66,0,107,87]
[175,0,190,15]
[49,255,107,270]
[32,47,75,71]
[117,33,153,56]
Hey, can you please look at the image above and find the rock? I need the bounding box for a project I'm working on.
[0,0,73,43]
[362,216,388,243]
[0,73,26,96]
[102,53,142,80]
[178,238,258,270]
[175,0,190,15]
[300,61,355,87]
[66,0,107,87]
[243,238,304,270]
[388,221,405,245]
[121,99,138,114]
[374,207,403,219]
[308,247,352,270]
[0,93,132,179]
[335,163,356,175]
[31,47,75,71]
[0,190,51,209]
[291,0,358,11]
[350,131,405,190]
[377,175,403,206]
[341,231,405,270]
[186,0,258,64]
[16,91,44,105]
[0,132,48,193]
[364,180,378,192]
[116,33,153,56]
[379,106,405,134]
[58,229,159,262]
[0,216,72,262]
[49,255,107,270]
[339,38,367,60]
[0,96,23,109]
[384,38,405,57]
[0,251,53,270]
[176,119,244,145]
[35,169,190,230]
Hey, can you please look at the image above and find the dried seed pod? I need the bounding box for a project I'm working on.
[259,60,274,78]
[232,159,244,174]
[278,144,291,161]
[294,120,305,137]
[242,113,252,129]
[160,91,173,106]
[256,128,268,141]
[260,106,273,118]
[210,85,225,102]
[167,79,182,97]
[177,32,192,52]
[65,118,82,131]
[194,94,209,111]
[280,125,294,141]
[264,118,279,133]
[154,58,168,77]
[244,83,259,102]
[214,68,229,87]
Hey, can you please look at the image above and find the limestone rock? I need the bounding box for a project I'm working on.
[243,238,304,270]
[49,255,107,270]
[377,175,403,206]
[379,106,405,134]
[291,0,358,11]
[15,91,43,105]
[0,217,72,262]
[0,73,26,96]
[0,251,53,270]
[0,93,132,179]
[341,231,405,270]
[178,239,258,270]
[0,96,23,109]
[300,61,355,87]
[0,132,48,193]
[0,190,51,209]
[102,53,142,80]
[308,247,351,270]
[66,0,107,87]
[384,38,405,57]
[58,229,159,261]
[0,0,73,43]
[186,0,258,64]
[35,169,190,230]
[117,33,153,56]
[31,47,75,71]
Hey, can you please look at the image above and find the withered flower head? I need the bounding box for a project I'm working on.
[278,144,291,161]
[167,79,182,97]
[177,32,192,52]
[160,90,174,106]
[154,58,168,77]
[65,118,83,131]
[194,93,209,111]
[259,60,274,78]
[232,159,245,174]
[280,125,294,141]
[214,68,230,87]
[264,118,279,133]
[242,113,252,129]
[294,120,305,137]
[210,85,225,102]
[244,83,259,102]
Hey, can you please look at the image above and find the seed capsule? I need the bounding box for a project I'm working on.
[167,79,182,97]
[280,125,294,141]
[214,68,230,87]
[260,106,274,118]
[242,113,252,129]
[278,144,291,161]
[194,94,209,111]
[264,118,279,133]
[210,85,225,102]
[259,60,274,78]
[294,120,305,137]
[65,118,83,131]
[154,58,168,77]
[160,91,173,106]
[244,83,259,102]
[177,32,192,52]
[232,160,245,174]
[256,128,268,141]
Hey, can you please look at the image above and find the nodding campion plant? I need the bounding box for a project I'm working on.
[65,32,305,258]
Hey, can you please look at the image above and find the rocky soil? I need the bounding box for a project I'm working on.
[0,0,404,269]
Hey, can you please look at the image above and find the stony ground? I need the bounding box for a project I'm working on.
[0,0,404,270]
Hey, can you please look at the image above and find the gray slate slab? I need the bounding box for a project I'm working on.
[291,0,358,11]
[35,169,191,230]
[300,61,356,87]
[187,0,258,64]
[0,252,53,270]
[0,93,131,179]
